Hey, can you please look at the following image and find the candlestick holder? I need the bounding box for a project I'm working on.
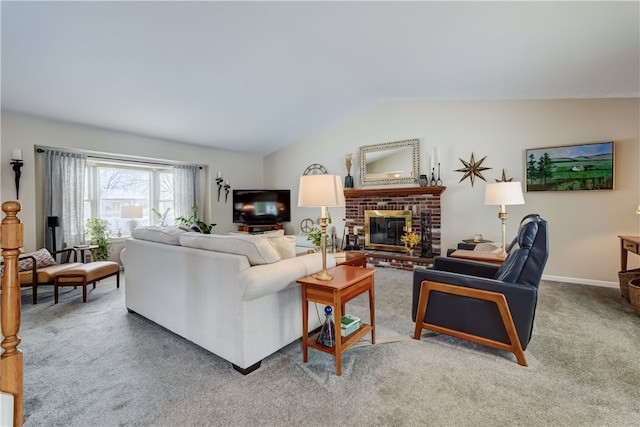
[216,177,224,202]
[430,168,436,186]
[436,162,443,186]
[224,183,231,203]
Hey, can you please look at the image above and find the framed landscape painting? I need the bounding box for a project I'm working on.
[525,141,614,192]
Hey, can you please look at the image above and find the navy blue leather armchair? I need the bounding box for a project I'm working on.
[412,214,549,366]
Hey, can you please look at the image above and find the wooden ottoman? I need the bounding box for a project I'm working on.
[54,261,120,303]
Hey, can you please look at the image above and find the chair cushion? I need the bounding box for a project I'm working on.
[494,215,543,285]
[35,263,84,283]
[55,261,119,284]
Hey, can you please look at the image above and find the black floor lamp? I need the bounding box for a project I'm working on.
[48,216,60,253]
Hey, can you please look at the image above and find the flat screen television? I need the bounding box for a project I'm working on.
[232,189,291,225]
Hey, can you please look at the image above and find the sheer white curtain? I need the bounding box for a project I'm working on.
[43,150,86,250]
[173,165,200,219]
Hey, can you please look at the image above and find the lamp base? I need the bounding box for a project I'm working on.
[313,270,333,281]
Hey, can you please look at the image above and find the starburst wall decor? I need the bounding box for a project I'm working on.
[455,153,492,187]
[495,169,514,182]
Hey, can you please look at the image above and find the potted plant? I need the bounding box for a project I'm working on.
[85,217,112,261]
[175,206,216,234]
[152,207,170,226]
[308,227,322,251]
[400,231,420,256]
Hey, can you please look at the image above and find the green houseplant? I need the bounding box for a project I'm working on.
[308,227,322,251]
[175,206,216,234]
[151,207,170,226]
[85,217,112,261]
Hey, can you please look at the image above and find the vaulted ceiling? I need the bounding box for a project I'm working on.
[2,1,639,155]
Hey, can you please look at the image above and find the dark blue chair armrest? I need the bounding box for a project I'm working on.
[432,256,499,279]
[457,243,477,250]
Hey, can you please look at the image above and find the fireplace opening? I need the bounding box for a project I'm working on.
[364,210,411,252]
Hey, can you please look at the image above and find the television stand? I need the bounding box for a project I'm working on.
[238,224,283,234]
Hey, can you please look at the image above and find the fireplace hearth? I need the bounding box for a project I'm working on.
[344,186,445,270]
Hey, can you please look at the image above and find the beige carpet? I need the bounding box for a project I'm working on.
[16,268,640,426]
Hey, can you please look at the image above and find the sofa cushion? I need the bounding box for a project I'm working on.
[295,234,315,248]
[179,233,281,265]
[266,235,296,259]
[132,226,187,245]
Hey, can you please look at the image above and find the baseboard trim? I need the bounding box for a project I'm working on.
[543,274,617,288]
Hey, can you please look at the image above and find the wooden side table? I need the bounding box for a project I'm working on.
[67,245,99,263]
[296,265,376,376]
[450,249,505,265]
[619,235,640,270]
[335,251,367,267]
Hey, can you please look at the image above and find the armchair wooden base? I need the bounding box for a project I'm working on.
[413,280,527,367]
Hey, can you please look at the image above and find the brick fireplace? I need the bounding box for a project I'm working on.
[344,186,445,270]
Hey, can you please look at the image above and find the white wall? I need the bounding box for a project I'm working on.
[265,99,640,285]
[1,112,264,253]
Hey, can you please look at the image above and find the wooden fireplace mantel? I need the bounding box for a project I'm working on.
[344,186,446,198]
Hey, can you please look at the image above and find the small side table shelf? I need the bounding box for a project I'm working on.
[619,235,640,270]
[296,265,376,376]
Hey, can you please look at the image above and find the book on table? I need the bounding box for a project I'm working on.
[340,314,362,337]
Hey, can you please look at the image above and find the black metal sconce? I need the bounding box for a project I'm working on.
[224,181,231,203]
[216,171,224,202]
[10,149,24,199]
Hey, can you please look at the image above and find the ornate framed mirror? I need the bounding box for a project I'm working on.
[359,138,420,186]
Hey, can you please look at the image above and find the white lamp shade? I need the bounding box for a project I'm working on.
[121,205,143,218]
[298,175,345,207]
[484,182,525,206]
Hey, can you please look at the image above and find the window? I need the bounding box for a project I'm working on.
[84,159,174,237]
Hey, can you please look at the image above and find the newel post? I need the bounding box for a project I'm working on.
[1,201,24,426]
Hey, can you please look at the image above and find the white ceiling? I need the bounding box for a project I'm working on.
[2,1,639,155]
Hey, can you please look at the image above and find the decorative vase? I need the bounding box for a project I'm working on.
[317,306,335,347]
[344,174,354,188]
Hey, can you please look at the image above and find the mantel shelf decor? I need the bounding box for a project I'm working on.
[344,186,445,198]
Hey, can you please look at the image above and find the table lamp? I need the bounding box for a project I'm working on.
[121,205,143,235]
[484,182,525,258]
[298,174,345,280]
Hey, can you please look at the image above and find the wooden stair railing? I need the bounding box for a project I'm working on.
[1,201,24,426]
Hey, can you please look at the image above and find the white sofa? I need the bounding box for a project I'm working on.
[121,227,336,374]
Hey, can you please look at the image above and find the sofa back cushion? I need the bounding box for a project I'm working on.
[132,226,187,245]
[179,233,281,265]
[266,235,296,259]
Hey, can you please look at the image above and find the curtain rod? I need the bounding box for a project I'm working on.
[36,148,203,169]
